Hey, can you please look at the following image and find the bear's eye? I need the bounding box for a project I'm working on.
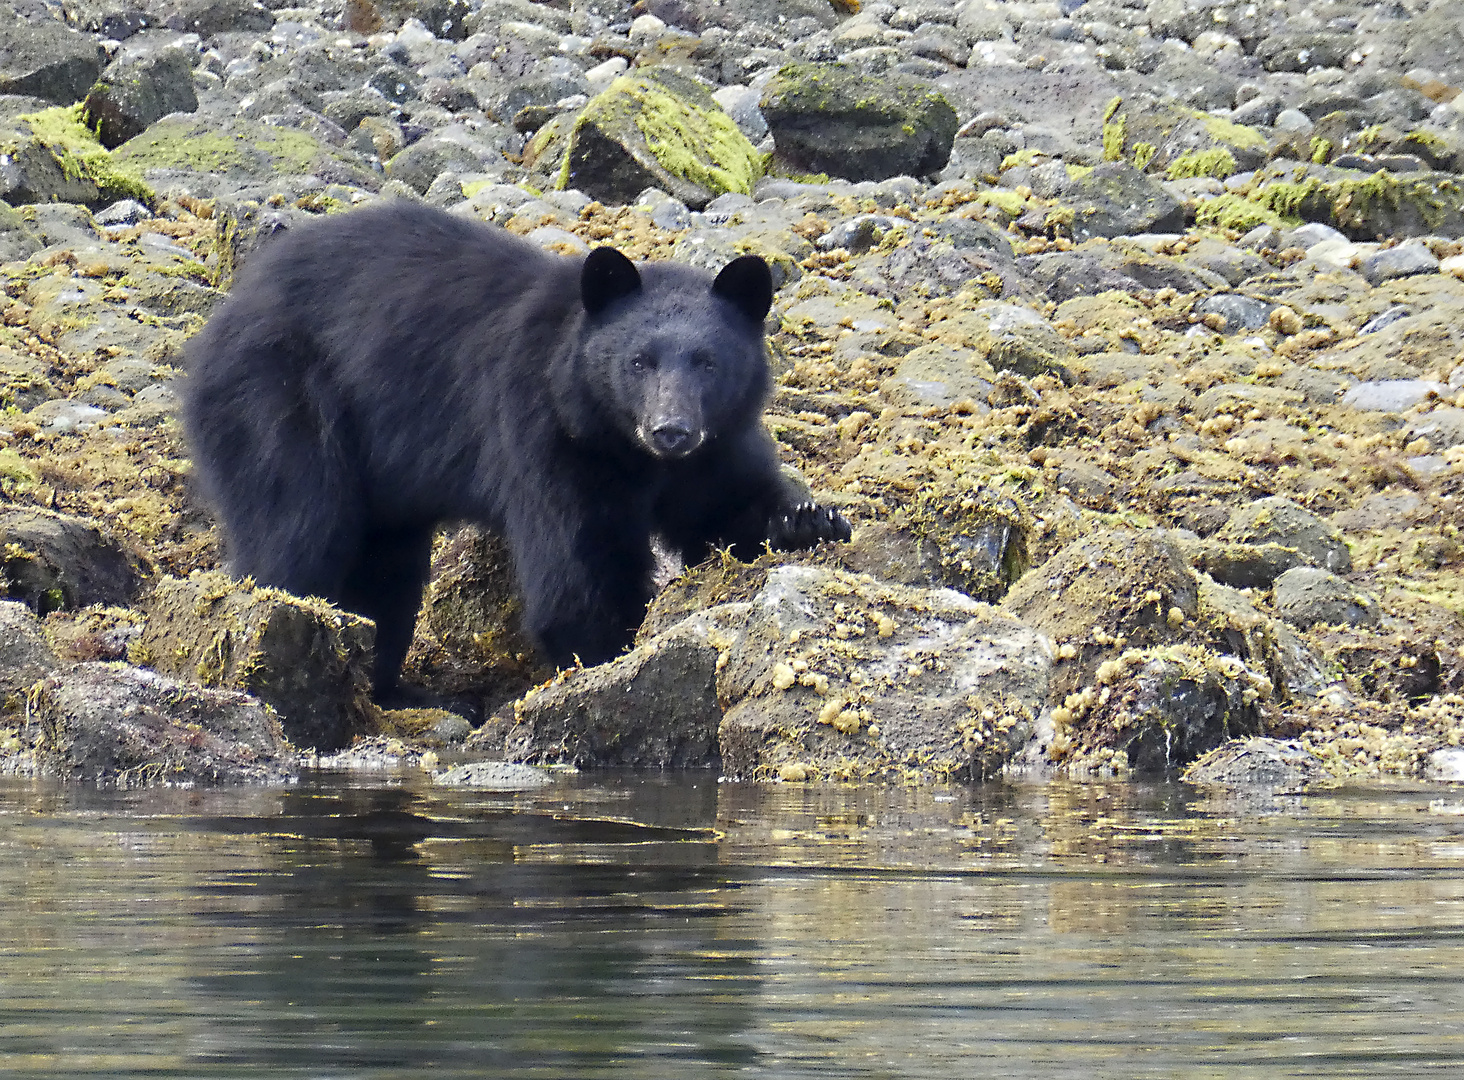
[629,353,656,373]
[693,351,717,372]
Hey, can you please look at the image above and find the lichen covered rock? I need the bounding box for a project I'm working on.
[138,570,376,751]
[759,61,958,182]
[552,69,762,209]
[19,661,293,785]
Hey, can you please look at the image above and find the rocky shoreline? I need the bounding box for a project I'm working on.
[0,0,1461,789]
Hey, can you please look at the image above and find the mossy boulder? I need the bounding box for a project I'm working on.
[1101,97,1268,177]
[759,61,958,182]
[0,509,146,616]
[138,571,376,752]
[1057,161,1185,240]
[22,662,293,785]
[0,19,104,104]
[550,69,762,209]
[401,526,548,716]
[111,116,361,189]
[82,48,199,149]
[1214,166,1464,240]
[0,105,153,207]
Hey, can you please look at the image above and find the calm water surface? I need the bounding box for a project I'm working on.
[3,770,1464,1078]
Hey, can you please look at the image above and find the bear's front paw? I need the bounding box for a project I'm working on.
[768,501,852,551]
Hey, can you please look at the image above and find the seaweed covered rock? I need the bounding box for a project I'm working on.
[1001,528,1201,698]
[0,509,146,615]
[546,69,761,209]
[1100,97,1268,178]
[714,565,1052,781]
[138,571,376,751]
[758,61,958,182]
[19,662,293,785]
[1057,161,1186,241]
[469,616,723,768]
[401,526,547,714]
[1217,495,1351,574]
[0,600,60,708]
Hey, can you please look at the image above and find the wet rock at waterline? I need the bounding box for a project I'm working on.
[138,571,376,752]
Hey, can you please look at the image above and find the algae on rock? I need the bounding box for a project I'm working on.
[139,570,376,752]
[552,69,762,209]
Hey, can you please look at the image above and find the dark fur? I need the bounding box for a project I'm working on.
[183,201,848,697]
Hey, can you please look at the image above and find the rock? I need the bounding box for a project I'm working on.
[1407,407,1464,451]
[551,69,761,209]
[111,116,362,191]
[897,487,1031,600]
[1425,748,1464,782]
[385,126,502,194]
[138,571,376,752]
[0,599,60,704]
[0,509,145,615]
[1059,162,1185,241]
[212,199,304,289]
[712,565,1052,782]
[0,107,153,207]
[401,526,547,713]
[1181,538,1306,589]
[1359,243,1441,286]
[470,616,723,768]
[157,0,275,35]
[1340,379,1450,413]
[1255,32,1352,73]
[432,760,556,788]
[922,300,1075,381]
[1101,99,1268,177]
[82,47,199,150]
[1218,496,1351,574]
[1001,528,1201,699]
[0,20,104,105]
[1192,293,1275,333]
[759,61,958,182]
[884,342,996,407]
[1182,736,1329,791]
[1273,567,1380,629]
[20,662,294,785]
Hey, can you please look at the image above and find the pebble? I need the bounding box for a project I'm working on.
[1359,244,1441,286]
[1340,380,1451,412]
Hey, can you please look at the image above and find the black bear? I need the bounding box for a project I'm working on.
[183,201,849,700]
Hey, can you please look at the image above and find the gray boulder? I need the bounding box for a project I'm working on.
[0,20,104,104]
[1060,162,1185,241]
[82,48,199,149]
[1273,567,1380,629]
[759,62,958,182]
[21,662,294,785]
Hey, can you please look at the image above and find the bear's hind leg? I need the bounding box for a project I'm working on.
[338,525,436,700]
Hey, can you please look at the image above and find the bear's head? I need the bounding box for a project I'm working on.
[569,247,774,460]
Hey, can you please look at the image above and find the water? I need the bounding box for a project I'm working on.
[4,771,1464,1078]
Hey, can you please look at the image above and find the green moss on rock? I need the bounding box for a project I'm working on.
[16,104,153,204]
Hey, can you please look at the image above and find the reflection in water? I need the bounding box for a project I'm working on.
[3,773,1464,1077]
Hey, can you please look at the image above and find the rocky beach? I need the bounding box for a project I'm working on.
[0,0,1461,788]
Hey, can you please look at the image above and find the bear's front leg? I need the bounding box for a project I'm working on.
[505,493,656,669]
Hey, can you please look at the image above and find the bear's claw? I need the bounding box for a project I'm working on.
[768,501,852,551]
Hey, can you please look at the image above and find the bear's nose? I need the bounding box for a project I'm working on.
[649,422,700,456]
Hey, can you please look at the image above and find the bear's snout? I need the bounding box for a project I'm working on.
[642,419,704,458]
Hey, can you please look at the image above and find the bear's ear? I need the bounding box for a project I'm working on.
[712,255,773,324]
[581,247,641,316]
